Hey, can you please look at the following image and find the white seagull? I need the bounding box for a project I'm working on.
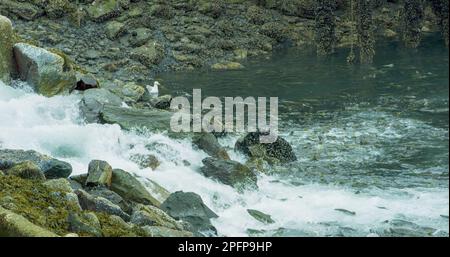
[147,81,160,98]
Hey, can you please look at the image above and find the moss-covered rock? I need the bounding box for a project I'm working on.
[0,206,58,237]
[131,41,165,67]
[5,161,46,181]
[0,15,14,84]
[87,0,121,22]
[13,43,77,96]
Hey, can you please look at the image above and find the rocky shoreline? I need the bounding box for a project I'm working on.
[0,1,448,237]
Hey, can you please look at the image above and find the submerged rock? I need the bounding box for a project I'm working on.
[200,157,258,190]
[86,160,113,187]
[110,169,161,207]
[13,43,76,96]
[235,132,297,163]
[247,209,275,224]
[193,133,230,160]
[160,191,218,236]
[0,15,14,84]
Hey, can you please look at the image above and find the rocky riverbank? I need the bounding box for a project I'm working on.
[0,1,448,237]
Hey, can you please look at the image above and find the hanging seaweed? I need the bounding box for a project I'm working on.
[429,0,449,46]
[403,0,424,48]
[347,0,356,64]
[315,0,336,55]
[356,0,375,64]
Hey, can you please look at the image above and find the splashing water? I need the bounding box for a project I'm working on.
[0,78,448,237]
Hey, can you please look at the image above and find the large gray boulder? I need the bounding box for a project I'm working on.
[200,157,258,190]
[160,191,218,236]
[0,15,14,84]
[13,43,76,96]
[0,149,72,179]
[130,204,184,230]
[79,88,123,123]
[75,189,130,222]
[100,105,172,132]
[85,160,113,187]
[110,169,161,207]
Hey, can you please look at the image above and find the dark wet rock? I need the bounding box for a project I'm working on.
[69,174,88,187]
[13,43,76,97]
[334,208,356,216]
[247,209,275,224]
[110,169,161,207]
[79,88,123,123]
[160,191,218,236]
[149,95,172,110]
[131,41,165,67]
[87,187,132,214]
[87,0,122,22]
[0,0,44,21]
[141,226,193,237]
[0,15,14,84]
[193,133,230,160]
[75,189,130,221]
[100,105,172,131]
[235,132,297,163]
[86,160,113,187]
[67,212,103,237]
[5,161,45,181]
[200,157,258,190]
[74,73,98,91]
[42,159,73,179]
[130,204,184,230]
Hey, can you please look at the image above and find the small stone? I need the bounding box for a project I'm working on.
[42,159,72,179]
[121,82,145,102]
[142,226,193,237]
